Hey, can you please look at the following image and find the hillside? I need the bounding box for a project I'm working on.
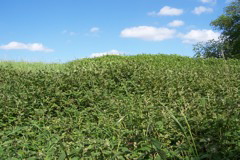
[0,54,240,159]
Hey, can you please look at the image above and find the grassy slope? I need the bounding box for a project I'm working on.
[0,54,240,159]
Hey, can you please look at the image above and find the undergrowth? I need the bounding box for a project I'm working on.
[0,54,240,159]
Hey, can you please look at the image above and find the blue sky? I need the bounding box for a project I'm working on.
[0,0,232,62]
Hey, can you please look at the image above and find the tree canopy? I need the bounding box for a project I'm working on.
[194,0,240,59]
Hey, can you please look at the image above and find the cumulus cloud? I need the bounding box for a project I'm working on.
[90,27,100,33]
[201,0,217,4]
[90,50,124,58]
[168,20,185,27]
[179,29,220,44]
[148,6,183,16]
[121,26,176,41]
[0,41,54,52]
[193,6,213,15]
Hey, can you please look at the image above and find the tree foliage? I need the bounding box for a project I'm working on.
[194,0,240,59]
[193,40,225,58]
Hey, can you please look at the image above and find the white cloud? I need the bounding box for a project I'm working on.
[193,6,213,15]
[201,0,217,4]
[147,11,158,16]
[148,6,183,16]
[120,26,176,41]
[62,30,77,36]
[90,50,124,58]
[168,20,185,27]
[0,41,54,52]
[179,29,220,44]
[90,27,100,33]
[69,32,77,36]
[159,6,184,16]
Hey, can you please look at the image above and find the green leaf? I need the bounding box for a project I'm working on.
[58,150,66,160]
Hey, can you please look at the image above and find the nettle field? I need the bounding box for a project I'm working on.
[0,54,240,159]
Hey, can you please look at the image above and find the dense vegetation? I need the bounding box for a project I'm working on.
[0,54,240,159]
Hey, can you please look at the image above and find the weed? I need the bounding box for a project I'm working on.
[0,54,240,159]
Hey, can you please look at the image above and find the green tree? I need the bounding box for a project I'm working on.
[194,0,240,59]
[193,40,225,58]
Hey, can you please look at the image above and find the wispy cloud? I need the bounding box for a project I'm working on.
[168,20,185,27]
[62,30,77,36]
[121,26,176,41]
[201,0,217,4]
[90,49,124,58]
[179,29,220,44]
[0,41,54,52]
[90,27,100,33]
[192,6,213,15]
[148,6,184,16]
